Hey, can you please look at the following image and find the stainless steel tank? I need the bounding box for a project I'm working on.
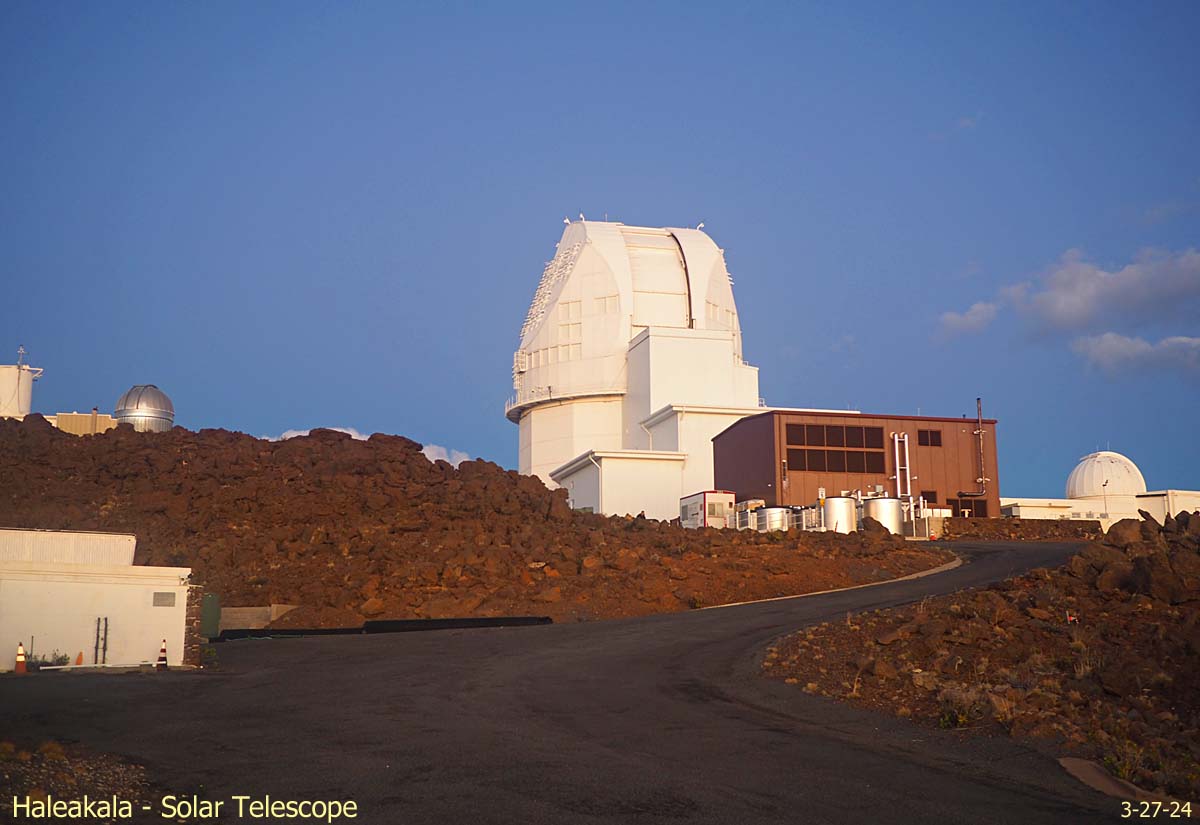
[862,497,903,535]
[822,496,857,534]
[756,507,791,532]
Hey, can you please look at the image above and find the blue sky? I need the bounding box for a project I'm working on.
[2,2,1197,497]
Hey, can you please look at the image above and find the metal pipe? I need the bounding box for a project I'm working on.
[586,453,603,514]
[957,397,990,498]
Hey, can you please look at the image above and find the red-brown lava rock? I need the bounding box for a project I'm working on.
[0,417,952,625]
[764,511,1200,798]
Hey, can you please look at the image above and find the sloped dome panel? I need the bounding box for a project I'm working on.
[1066,451,1147,498]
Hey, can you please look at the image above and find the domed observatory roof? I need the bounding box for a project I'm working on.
[114,384,175,432]
[1066,451,1147,499]
[507,220,746,421]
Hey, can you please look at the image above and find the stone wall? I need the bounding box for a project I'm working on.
[941,517,1103,542]
[183,585,204,667]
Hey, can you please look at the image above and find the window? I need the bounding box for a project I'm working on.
[920,490,938,504]
[826,426,845,447]
[708,502,726,517]
[947,498,989,518]
[846,451,866,473]
[805,425,825,446]
[786,448,806,470]
[864,427,884,449]
[845,426,864,448]
[918,429,942,447]
[827,450,846,472]
[560,323,582,343]
[568,343,581,360]
[864,452,885,473]
[558,300,581,321]
[786,424,806,445]
[595,295,618,314]
[805,449,827,471]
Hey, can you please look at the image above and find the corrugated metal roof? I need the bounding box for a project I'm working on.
[0,528,136,566]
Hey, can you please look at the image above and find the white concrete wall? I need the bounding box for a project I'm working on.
[676,410,759,499]
[1001,490,1200,531]
[0,562,191,670]
[523,398,624,485]
[602,456,685,520]
[556,460,601,513]
[0,529,135,566]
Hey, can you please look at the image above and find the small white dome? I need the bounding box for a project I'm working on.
[114,384,175,433]
[1066,451,1146,499]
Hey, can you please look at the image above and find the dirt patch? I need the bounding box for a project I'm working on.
[0,739,149,822]
[0,417,952,626]
[764,511,1200,799]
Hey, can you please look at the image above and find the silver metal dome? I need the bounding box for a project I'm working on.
[114,384,175,432]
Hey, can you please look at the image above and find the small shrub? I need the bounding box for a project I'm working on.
[1103,738,1146,782]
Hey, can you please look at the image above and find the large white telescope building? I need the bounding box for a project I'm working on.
[506,220,768,519]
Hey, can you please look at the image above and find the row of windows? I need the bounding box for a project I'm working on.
[558,300,582,321]
[528,344,582,366]
[705,301,737,327]
[558,322,581,343]
[917,429,943,447]
[786,449,886,474]
[787,424,885,449]
[947,498,989,518]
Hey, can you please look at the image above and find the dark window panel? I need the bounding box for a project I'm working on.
[825,426,845,447]
[864,451,885,474]
[806,449,827,472]
[786,449,806,471]
[846,451,866,473]
[827,450,846,472]
[974,499,988,517]
[918,430,930,446]
[919,490,937,504]
[931,430,942,447]
[806,425,825,446]
[786,424,806,445]
[864,427,884,449]
[845,426,864,448]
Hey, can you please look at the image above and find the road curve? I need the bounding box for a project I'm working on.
[2,542,1113,824]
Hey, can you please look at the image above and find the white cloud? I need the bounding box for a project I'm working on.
[1071,333,1200,374]
[421,444,471,467]
[939,301,997,335]
[1022,247,1200,330]
[957,112,984,130]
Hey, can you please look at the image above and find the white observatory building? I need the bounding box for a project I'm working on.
[1001,450,1200,528]
[506,220,768,520]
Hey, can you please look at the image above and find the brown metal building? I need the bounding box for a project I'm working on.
[713,409,1000,517]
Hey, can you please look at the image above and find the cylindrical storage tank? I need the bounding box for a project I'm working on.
[862,497,903,535]
[823,496,857,534]
[0,365,38,418]
[114,385,175,433]
[756,507,790,532]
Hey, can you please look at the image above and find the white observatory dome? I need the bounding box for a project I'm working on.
[114,384,175,433]
[1065,451,1147,499]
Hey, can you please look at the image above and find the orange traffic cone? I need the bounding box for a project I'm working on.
[75,651,83,666]
[15,642,27,675]
[155,639,168,671]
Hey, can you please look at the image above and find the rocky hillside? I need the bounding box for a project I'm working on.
[0,417,951,624]
[765,511,1200,798]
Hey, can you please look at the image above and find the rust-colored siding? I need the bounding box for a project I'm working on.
[713,410,1000,516]
[710,412,777,504]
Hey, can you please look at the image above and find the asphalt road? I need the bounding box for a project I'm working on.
[2,542,1117,824]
